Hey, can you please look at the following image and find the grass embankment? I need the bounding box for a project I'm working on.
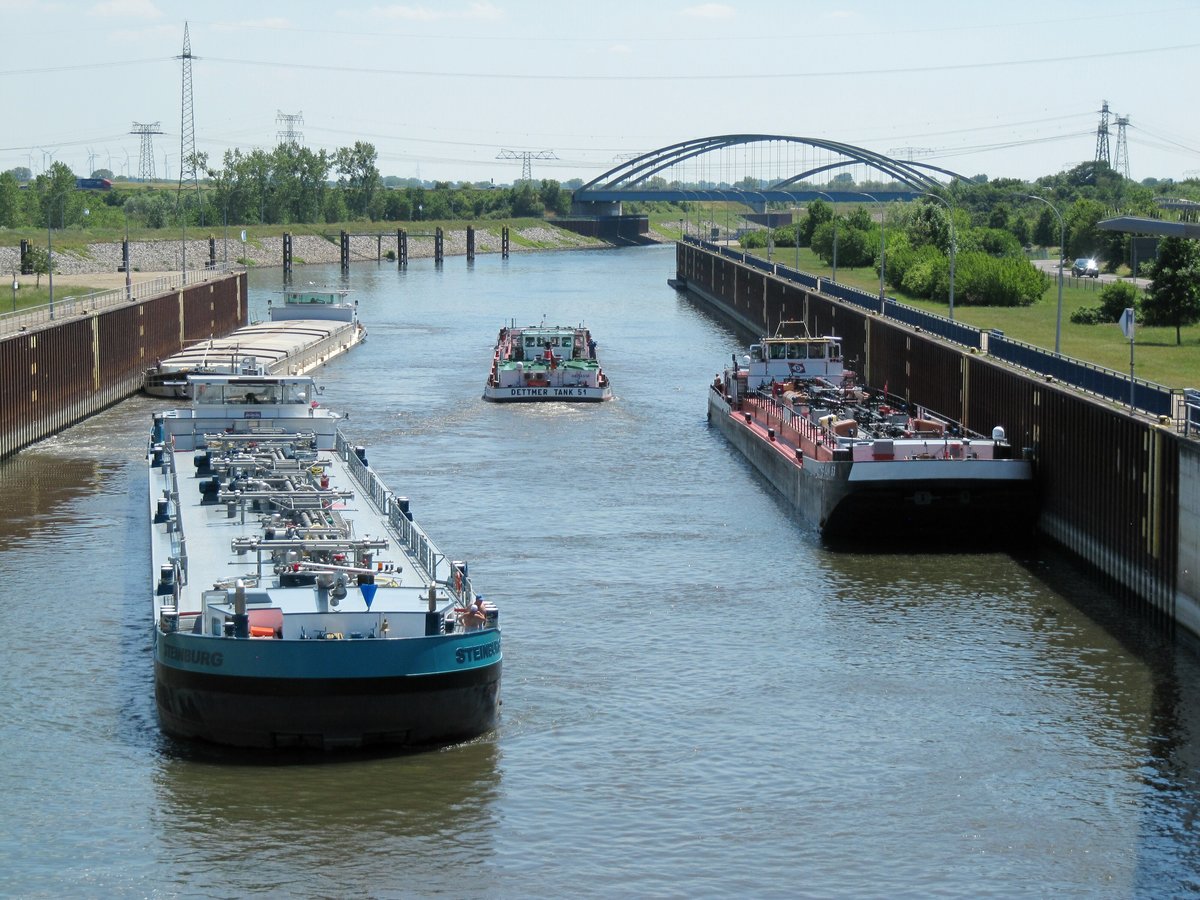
[774,248,1194,389]
[716,239,1196,390]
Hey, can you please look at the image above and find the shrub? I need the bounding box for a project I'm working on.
[1073,280,1141,325]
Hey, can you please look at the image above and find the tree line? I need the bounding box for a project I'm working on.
[0,140,574,233]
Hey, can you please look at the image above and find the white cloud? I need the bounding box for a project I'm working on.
[89,0,163,18]
[369,2,503,22]
[608,44,633,56]
[683,3,735,19]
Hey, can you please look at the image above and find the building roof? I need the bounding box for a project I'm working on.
[1097,216,1200,239]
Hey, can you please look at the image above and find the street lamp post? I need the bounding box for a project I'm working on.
[47,193,59,320]
[850,191,886,302]
[750,191,773,261]
[812,190,838,283]
[123,207,132,301]
[921,192,956,320]
[1022,193,1065,355]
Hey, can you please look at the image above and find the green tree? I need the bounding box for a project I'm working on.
[25,245,51,287]
[511,182,541,217]
[800,199,831,247]
[1064,198,1107,262]
[334,141,381,219]
[0,171,20,228]
[1010,216,1031,248]
[1143,237,1200,344]
[382,190,412,221]
[36,162,81,228]
[1032,208,1057,247]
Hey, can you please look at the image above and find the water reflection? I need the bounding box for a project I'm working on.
[152,739,501,896]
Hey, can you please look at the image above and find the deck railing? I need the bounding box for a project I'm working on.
[336,430,470,601]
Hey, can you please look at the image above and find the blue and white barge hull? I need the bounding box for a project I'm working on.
[149,374,499,750]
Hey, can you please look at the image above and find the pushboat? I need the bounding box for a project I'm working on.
[483,322,612,402]
[148,372,500,750]
[708,323,1037,541]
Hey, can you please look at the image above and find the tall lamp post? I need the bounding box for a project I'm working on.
[750,191,774,261]
[122,206,132,301]
[682,189,698,240]
[47,193,61,320]
[851,190,885,302]
[779,191,802,271]
[812,190,838,283]
[1022,193,1065,355]
[921,191,956,320]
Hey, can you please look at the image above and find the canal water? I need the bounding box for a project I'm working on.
[1,245,1198,898]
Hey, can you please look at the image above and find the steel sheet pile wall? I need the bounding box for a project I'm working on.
[681,243,1185,626]
[865,320,967,424]
[1036,385,1178,619]
[0,273,246,459]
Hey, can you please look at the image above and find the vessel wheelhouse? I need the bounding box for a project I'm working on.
[484,322,612,402]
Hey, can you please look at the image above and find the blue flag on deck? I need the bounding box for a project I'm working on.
[1119,308,1136,340]
[360,583,377,609]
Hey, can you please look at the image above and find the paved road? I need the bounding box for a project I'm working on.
[1031,258,1149,289]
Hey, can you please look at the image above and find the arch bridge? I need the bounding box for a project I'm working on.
[572,134,968,213]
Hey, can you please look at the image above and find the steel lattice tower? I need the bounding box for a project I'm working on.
[1114,115,1131,180]
[497,149,556,183]
[276,110,304,146]
[1094,100,1111,166]
[177,23,201,210]
[130,122,162,181]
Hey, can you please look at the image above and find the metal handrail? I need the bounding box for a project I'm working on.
[2,264,236,337]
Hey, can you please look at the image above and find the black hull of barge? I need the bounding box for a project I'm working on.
[821,481,1038,544]
[155,661,501,751]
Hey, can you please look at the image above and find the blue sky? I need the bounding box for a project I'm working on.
[3,0,1198,186]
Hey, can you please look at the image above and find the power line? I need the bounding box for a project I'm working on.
[199,41,1200,82]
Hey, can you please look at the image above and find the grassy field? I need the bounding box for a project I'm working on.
[762,247,1197,389]
[646,212,1199,390]
[10,210,1198,389]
